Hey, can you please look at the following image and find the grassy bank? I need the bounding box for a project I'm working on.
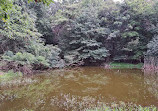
[110,62,143,69]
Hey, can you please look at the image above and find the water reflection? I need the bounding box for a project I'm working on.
[0,67,157,111]
[144,70,158,99]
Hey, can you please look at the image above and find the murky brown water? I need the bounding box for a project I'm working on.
[0,67,158,111]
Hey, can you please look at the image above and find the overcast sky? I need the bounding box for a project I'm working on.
[113,0,124,2]
[54,0,124,3]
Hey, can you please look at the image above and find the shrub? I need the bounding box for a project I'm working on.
[2,51,50,73]
[26,40,65,68]
[26,40,51,59]
[48,46,65,68]
[2,48,66,71]
[3,51,49,66]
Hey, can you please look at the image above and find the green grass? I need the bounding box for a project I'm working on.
[0,70,22,81]
[110,62,143,69]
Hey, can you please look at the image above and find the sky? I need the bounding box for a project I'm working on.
[113,0,124,2]
[54,0,124,3]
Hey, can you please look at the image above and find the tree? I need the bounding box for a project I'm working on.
[0,0,54,21]
[52,0,110,65]
[0,0,41,53]
[101,0,155,62]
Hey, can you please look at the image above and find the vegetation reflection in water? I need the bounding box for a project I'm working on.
[0,67,157,111]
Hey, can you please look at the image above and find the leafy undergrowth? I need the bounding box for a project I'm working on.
[110,63,143,69]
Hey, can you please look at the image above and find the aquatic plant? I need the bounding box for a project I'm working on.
[50,94,157,111]
[0,78,37,88]
[86,105,157,111]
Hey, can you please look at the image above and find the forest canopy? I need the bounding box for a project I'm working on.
[0,0,158,73]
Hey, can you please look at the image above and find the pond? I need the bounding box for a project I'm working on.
[0,67,158,111]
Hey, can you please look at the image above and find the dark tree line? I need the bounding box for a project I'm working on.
[0,0,158,72]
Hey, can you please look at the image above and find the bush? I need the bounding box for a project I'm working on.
[2,47,66,71]
[3,51,49,66]
[26,40,51,59]
[26,40,65,68]
[2,51,50,73]
[48,46,65,68]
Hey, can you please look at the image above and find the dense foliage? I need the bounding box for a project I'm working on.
[1,0,158,72]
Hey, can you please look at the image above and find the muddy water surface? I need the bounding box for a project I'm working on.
[0,67,157,111]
